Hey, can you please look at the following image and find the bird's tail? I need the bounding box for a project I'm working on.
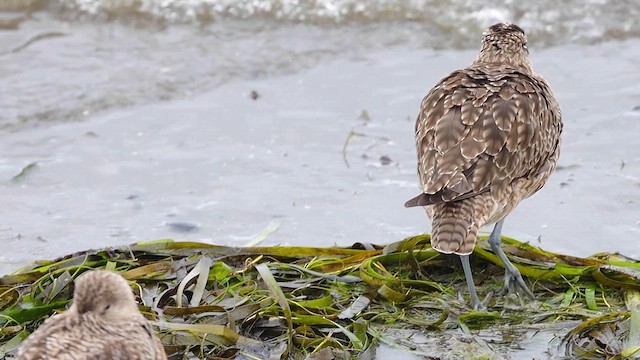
[431,199,479,255]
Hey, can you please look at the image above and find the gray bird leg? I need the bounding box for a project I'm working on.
[488,219,534,298]
[460,254,482,310]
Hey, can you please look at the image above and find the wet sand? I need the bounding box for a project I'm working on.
[1,39,639,276]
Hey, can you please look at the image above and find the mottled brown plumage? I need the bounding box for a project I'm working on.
[406,23,562,306]
[16,270,166,360]
[407,23,561,254]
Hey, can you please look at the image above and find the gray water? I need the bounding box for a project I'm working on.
[1,2,640,357]
[2,0,640,130]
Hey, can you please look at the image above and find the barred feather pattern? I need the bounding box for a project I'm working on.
[16,270,167,360]
[406,23,562,255]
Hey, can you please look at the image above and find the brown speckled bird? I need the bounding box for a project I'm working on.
[16,270,167,360]
[405,23,562,309]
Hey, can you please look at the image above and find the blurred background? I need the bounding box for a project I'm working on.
[1,0,639,276]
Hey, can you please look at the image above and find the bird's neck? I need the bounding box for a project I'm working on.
[473,51,533,75]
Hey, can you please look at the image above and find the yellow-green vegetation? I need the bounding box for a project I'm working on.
[0,235,639,359]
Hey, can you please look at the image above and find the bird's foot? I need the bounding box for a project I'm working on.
[458,291,493,311]
[498,265,534,299]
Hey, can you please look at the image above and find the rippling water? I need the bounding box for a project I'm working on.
[22,0,640,46]
[1,0,639,129]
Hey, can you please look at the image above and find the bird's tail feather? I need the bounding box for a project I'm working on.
[431,199,478,255]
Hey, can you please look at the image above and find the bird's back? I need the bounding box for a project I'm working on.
[15,307,166,360]
[407,63,562,255]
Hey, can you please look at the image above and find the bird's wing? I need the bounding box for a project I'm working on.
[94,321,166,360]
[405,64,561,207]
[14,312,79,360]
[15,314,165,360]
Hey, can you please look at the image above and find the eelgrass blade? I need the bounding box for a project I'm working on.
[176,257,212,308]
[0,329,28,357]
[338,295,371,320]
[625,289,640,353]
[0,300,69,325]
[0,234,639,358]
[0,287,20,311]
[281,263,361,283]
[244,219,281,247]
[255,263,293,358]
[152,321,262,346]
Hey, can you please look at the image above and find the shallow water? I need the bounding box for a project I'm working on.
[2,34,639,271]
[2,1,640,130]
[1,2,640,357]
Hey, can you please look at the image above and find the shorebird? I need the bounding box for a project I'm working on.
[405,23,562,309]
[16,270,167,360]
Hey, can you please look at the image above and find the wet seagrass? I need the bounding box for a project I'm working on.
[15,270,166,360]
[406,23,563,308]
[1,238,638,358]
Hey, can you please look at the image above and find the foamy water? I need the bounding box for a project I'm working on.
[2,0,639,130]
[43,0,640,46]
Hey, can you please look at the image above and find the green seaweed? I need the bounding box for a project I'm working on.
[0,235,638,359]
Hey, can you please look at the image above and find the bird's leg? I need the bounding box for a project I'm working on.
[460,254,482,310]
[488,219,534,299]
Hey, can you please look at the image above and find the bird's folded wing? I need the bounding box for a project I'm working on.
[407,64,561,207]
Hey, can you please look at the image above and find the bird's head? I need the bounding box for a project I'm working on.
[475,23,532,72]
[71,270,142,322]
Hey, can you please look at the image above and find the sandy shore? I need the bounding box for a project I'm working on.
[1,39,639,276]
